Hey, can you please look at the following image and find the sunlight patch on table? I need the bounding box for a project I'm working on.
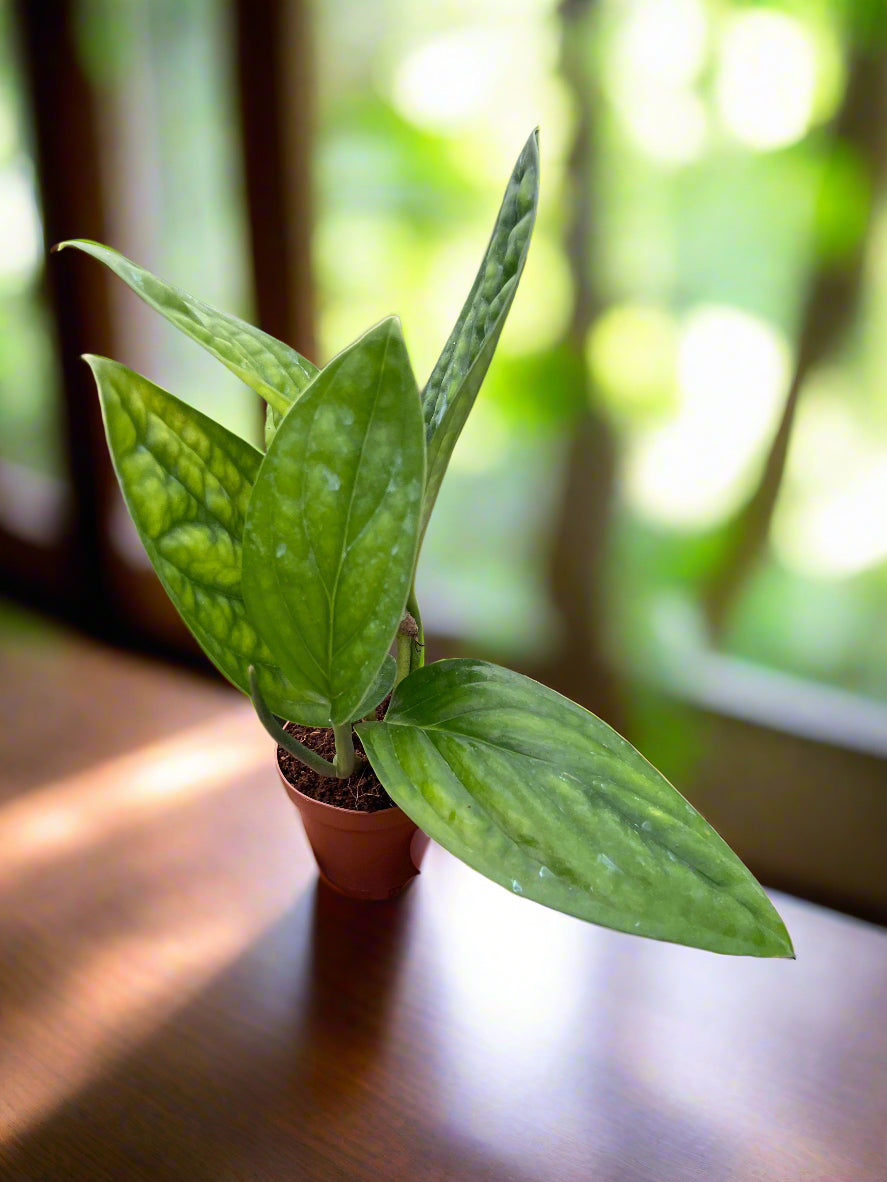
[0,709,267,885]
[0,908,281,1146]
[423,847,585,1075]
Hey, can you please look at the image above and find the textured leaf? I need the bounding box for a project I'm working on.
[58,240,318,415]
[358,660,794,957]
[85,355,330,724]
[420,130,539,533]
[242,318,425,726]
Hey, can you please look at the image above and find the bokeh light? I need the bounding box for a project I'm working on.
[0,163,41,287]
[587,303,678,418]
[625,306,791,527]
[391,28,502,132]
[774,390,887,578]
[606,0,709,165]
[388,21,563,175]
[716,10,817,151]
[613,0,708,87]
[620,87,708,166]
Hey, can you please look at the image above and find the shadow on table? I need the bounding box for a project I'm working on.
[3,877,539,1181]
[7,839,814,1181]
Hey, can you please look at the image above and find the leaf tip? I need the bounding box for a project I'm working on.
[378,313,403,338]
[80,352,104,376]
[779,933,796,960]
[51,238,88,255]
[760,910,795,959]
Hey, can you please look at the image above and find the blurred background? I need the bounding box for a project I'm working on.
[1,0,886,919]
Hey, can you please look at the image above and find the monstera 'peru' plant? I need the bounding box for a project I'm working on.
[56,130,793,957]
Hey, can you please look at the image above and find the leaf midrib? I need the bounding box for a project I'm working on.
[260,399,333,689]
[325,326,393,700]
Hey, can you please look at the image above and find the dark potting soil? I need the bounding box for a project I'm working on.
[279,711,396,813]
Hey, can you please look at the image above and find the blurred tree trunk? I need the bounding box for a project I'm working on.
[234,0,316,366]
[543,0,624,731]
[702,41,887,638]
[13,0,118,631]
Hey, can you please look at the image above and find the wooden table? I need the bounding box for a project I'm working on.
[1,629,886,1181]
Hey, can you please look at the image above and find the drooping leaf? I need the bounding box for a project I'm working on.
[85,355,330,724]
[242,318,426,726]
[420,130,539,534]
[247,667,338,778]
[357,659,794,957]
[58,240,318,415]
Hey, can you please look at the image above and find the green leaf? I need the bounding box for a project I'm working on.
[247,667,338,778]
[351,653,396,721]
[85,355,330,724]
[242,318,426,726]
[357,659,794,958]
[264,402,283,450]
[57,240,318,416]
[420,130,539,534]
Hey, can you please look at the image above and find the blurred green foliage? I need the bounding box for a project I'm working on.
[2,0,885,709]
[314,0,887,704]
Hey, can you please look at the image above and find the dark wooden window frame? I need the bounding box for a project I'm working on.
[2,0,314,669]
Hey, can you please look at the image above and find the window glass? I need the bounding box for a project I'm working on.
[78,0,256,448]
[0,2,65,486]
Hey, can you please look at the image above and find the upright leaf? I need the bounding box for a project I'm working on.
[351,653,397,722]
[420,130,539,533]
[265,403,283,450]
[358,659,794,957]
[57,240,318,415]
[85,356,330,724]
[242,318,426,726]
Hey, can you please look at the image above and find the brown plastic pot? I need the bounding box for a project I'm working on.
[277,752,429,900]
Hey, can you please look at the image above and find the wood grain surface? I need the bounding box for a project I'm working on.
[1,629,886,1181]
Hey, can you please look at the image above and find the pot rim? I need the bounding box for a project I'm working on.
[276,752,414,832]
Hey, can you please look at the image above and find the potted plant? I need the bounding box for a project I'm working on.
[55,131,793,956]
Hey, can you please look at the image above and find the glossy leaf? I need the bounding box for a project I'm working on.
[57,240,318,416]
[351,653,396,721]
[242,318,425,726]
[420,130,539,533]
[265,403,283,450]
[358,659,794,957]
[85,356,330,724]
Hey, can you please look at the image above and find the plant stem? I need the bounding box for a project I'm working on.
[395,631,412,685]
[332,723,356,778]
[407,585,424,670]
[248,666,338,777]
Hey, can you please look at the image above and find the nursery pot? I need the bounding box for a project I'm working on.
[277,751,429,901]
